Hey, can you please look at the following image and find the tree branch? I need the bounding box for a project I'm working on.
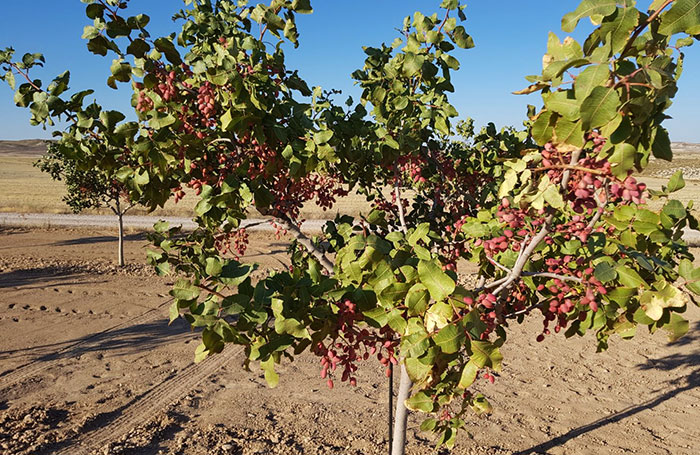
[521,272,583,283]
[487,257,511,274]
[196,283,228,300]
[489,150,583,298]
[586,187,608,230]
[273,215,335,275]
[621,0,675,57]
[394,167,409,235]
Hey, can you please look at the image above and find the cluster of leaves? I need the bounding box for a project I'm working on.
[2,0,700,449]
[35,141,139,215]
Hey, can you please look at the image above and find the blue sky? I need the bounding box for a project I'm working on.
[1,1,698,142]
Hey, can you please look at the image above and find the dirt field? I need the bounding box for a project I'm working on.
[0,227,698,455]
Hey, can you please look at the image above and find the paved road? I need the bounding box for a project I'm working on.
[1,212,699,244]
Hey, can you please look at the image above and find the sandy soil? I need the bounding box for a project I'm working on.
[0,227,698,455]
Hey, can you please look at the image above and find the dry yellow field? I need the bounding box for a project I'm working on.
[0,155,372,219]
[0,152,697,218]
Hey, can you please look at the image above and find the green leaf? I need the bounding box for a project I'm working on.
[667,171,686,193]
[665,313,689,342]
[115,166,134,181]
[531,110,555,145]
[616,265,648,289]
[170,278,200,301]
[652,127,673,161]
[419,418,438,432]
[599,6,640,53]
[470,340,503,371]
[149,112,176,129]
[154,37,182,65]
[408,223,430,247]
[459,360,479,388]
[86,3,105,19]
[575,64,610,101]
[110,60,131,83]
[433,323,465,354]
[594,262,617,283]
[194,342,210,363]
[418,260,455,302]
[194,198,213,216]
[451,26,474,49]
[608,142,636,176]
[543,182,566,209]
[545,90,580,120]
[205,257,223,277]
[662,200,686,220]
[405,357,432,382]
[406,283,430,315]
[470,393,492,414]
[405,391,435,412]
[275,317,311,340]
[580,86,620,130]
[261,357,279,388]
[126,38,150,58]
[292,0,313,13]
[403,52,425,76]
[168,301,180,323]
[562,0,617,33]
[314,129,334,145]
[658,0,700,36]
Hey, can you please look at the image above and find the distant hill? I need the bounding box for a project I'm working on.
[671,142,700,153]
[0,139,51,157]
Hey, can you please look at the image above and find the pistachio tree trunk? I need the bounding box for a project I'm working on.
[391,364,413,455]
[115,198,125,267]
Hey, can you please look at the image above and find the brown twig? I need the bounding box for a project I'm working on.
[196,283,228,300]
[531,164,606,176]
[620,0,675,57]
[272,215,335,275]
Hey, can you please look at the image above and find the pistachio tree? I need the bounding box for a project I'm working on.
[2,0,700,453]
[35,141,145,266]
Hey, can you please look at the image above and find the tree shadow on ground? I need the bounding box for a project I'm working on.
[0,317,191,380]
[0,263,99,288]
[52,233,147,246]
[513,321,700,455]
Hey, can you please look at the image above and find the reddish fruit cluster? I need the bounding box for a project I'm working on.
[497,200,530,231]
[135,83,154,112]
[398,154,427,184]
[173,185,186,203]
[478,229,516,257]
[214,228,249,259]
[270,173,348,224]
[587,130,607,154]
[196,82,217,119]
[312,299,399,388]
[533,262,606,340]
[482,371,496,384]
[438,217,470,269]
[609,176,647,205]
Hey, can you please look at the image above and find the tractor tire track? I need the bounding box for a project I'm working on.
[0,299,172,395]
[58,344,244,455]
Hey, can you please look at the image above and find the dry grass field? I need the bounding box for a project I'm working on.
[0,140,698,218]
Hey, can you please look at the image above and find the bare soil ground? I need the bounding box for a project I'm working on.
[0,227,698,455]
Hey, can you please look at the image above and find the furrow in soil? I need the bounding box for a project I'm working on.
[59,345,243,455]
